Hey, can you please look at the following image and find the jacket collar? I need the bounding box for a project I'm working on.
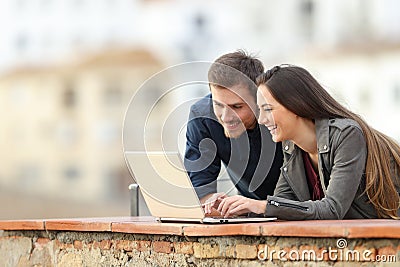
[282,140,295,154]
[315,118,330,154]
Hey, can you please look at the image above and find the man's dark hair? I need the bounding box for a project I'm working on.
[208,50,264,97]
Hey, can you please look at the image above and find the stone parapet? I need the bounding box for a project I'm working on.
[0,217,399,266]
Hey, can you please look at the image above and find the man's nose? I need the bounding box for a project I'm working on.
[221,107,235,122]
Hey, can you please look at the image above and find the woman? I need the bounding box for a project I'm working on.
[213,65,400,220]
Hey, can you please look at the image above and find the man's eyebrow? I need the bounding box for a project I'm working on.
[213,100,244,106]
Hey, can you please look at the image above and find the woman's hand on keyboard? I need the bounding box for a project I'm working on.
[217,195,267,217]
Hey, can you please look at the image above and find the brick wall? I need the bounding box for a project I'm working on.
[1,230,399,266]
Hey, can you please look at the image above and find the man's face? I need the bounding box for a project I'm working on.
[210,84,257,138]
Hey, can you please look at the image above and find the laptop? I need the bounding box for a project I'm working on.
[124,151,277,223]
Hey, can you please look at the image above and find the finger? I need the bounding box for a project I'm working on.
[218,196,228,202]
[227,203,248,216]
[217,195,242,214]
[207,201,218,214]
[218,193,228,199]
[218,197,237,216]
[225,201,245,217]
[204,197,217,213]
[208,193,227,209]
[207,203,215,214]
[216,199,227,215]
[204,203,211,214]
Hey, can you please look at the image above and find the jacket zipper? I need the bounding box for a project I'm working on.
[268,200,309,211]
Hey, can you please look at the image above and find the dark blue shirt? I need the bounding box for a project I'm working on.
[184,94,283,200]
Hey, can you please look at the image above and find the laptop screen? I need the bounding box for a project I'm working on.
[124,151,205,220]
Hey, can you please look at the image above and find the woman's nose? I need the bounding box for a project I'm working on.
[258,111,267,125]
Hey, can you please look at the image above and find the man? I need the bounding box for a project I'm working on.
[184,50,283,212]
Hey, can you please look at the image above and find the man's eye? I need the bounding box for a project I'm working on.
[233,105,242,109]
[264,108,272,112]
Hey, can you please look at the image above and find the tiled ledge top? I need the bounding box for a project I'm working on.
[0,217,399,239]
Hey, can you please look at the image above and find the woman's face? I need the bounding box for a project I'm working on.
[257,84,300,142]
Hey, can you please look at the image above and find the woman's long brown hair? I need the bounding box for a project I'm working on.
[257,65,400,218]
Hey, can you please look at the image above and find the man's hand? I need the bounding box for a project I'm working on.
[200,193,228,216]
[217,195,267,217]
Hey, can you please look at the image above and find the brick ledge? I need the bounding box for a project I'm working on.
[0,217,399,238]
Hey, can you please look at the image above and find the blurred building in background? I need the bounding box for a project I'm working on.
[0,48,164,198]
[0,0,399,219]
[0,49,167,218]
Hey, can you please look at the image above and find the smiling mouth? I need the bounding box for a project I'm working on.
[224,121,240,130]
[266,125,278,135]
